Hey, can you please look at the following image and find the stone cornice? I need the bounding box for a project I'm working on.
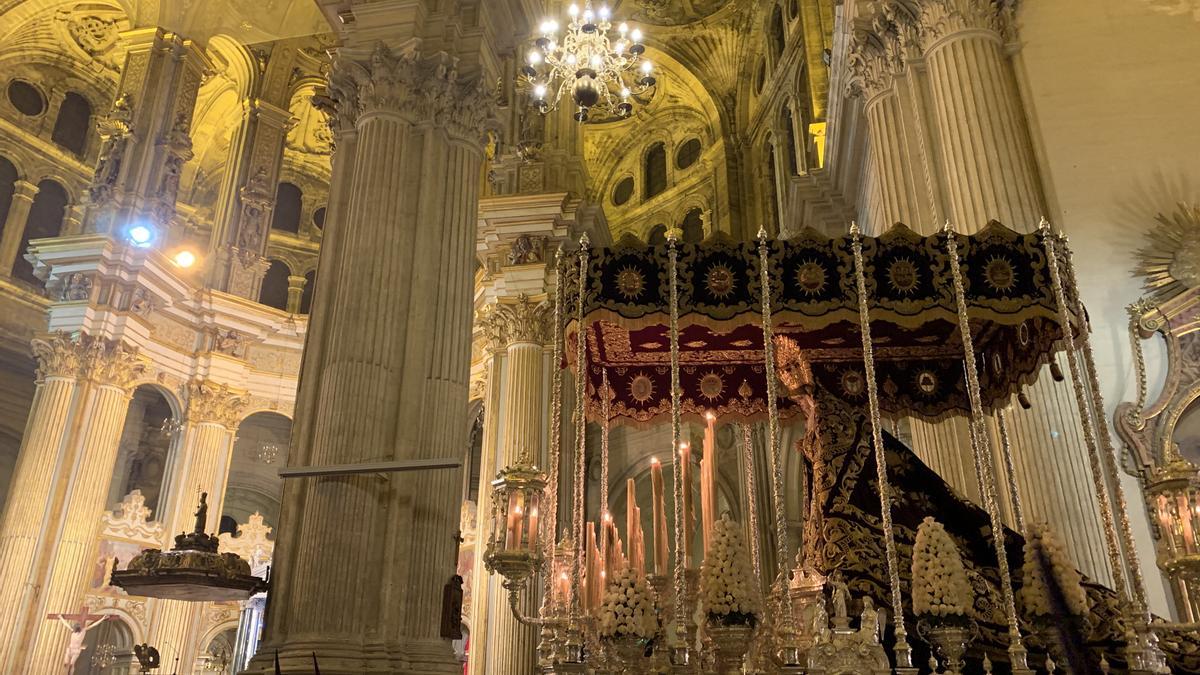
[325,41,498,145]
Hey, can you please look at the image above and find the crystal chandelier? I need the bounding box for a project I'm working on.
[523,2,656,122]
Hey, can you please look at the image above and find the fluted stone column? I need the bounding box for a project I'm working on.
[147,381,245,671]
[0,334,145,669]
[246,32,495,673]
[0,180,39,276]
[477,295,551,675]
[913,0,1109,581]
[285,275,307,314]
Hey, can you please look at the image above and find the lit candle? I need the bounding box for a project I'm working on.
[626,478,638,567]
[558,571,570,606]
[651,458,668,576]
[526,504,539,550]
[585,523,598,610]
[511,503,524,551]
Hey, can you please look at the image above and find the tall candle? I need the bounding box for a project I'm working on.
[585,523,598,610]
[680,442,693,568]
[701,412,717,557]
[626,478,638,566]
[651,458,668,575]
[512,504,525,551]
[633,504,645,577]
[525,499,539,550]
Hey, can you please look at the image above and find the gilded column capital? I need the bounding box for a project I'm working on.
[184,380,247,428]
[31,332,86,381]
[846,33,901,101]
[478,294,554,349]
[30,332,146,389]
[325,42,498,145]
[82,338,147,390]
[915,0,1013,50]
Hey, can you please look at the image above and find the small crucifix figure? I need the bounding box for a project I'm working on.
[46,606,111,674]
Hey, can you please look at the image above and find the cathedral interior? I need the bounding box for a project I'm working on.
[0,0,1197,673]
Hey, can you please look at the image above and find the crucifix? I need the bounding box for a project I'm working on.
[46,606,111,674]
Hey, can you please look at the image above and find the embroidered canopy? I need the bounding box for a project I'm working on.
[564,221,1081,426]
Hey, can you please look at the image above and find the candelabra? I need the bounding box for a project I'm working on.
[522,2,655,122]
[1149,461,1200,621]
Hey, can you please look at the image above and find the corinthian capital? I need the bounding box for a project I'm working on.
[185,380,247,428]
[326,42,497,144]
[916,0,1012,49]
[478,294,554,349]
[31,332,147,389]
[31,332,86,381]
[83,338,147,391]
[846,33,900,101]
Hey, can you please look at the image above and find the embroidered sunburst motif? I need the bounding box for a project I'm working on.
[704,264,736,299]
[629,373,655,403]
[840,370,865,397]
[886,257,920,294]
[616,266,646,300]
[795,260,828,296]
[699,372,725,401]
[984,256,1017,292]
[915,370,938,395]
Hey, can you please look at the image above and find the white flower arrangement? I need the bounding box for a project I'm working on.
[911,517,975,619]
[1018,523,1089,618]
[598,566,661,640]
[700,515,762,626]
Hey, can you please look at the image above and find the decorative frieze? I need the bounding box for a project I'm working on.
[325,42,497,143]
[184,380,247,428]
[101,490,165,542]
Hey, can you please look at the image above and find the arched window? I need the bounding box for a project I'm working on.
[312,206,326,229]
[51,92,92,156]
[108,385,176,514]
[269,182,302,233]
[680,208,704,244]
[647,224,667,246]
[754,60,767,96]
[644,142,667,201]
[258,260,291,311]
[0,157,16,242]
[783,106,799,175]
[12,180,66,286]
[769,5,787,63]
[765,145,780,234]
[224,411,292,528]
[299,270,316,314]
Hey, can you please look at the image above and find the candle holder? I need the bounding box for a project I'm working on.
[484,457,548,584]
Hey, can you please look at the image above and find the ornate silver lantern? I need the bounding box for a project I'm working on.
[483,455,548,585]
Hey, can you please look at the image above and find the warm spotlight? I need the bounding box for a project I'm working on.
[173,250,197,268]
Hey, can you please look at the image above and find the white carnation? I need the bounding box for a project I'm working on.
[911,517,974,619]
[699,515,762,625]
[1018,523,1088,618]
[598,567,661,640]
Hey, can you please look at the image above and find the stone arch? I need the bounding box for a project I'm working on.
[224,410,292,528]
[768,3,787,66]
[51,90,92,156]
[107,383,183,515]
[642,140,668,201]
[258,259,292,311]
[12,178,67,285]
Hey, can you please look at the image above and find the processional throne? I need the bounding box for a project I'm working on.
[482,222,1200,674]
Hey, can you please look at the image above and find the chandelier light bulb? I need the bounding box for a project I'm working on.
[520,3,653,121]
[641,60,653,74]
[173,250,197,268]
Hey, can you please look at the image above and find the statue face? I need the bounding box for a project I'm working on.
[72,623,82,631]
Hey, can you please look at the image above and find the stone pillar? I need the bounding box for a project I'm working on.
[466,352,500,675]
[207,98,294,300]
[147,381,245,671]
[0,334,144,669]
[477,295,550,675]
[0,180,39,276]
[246,29,495,672]
[286,275,306,314]
[84,28,212,240]
[912,0,1110,581]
